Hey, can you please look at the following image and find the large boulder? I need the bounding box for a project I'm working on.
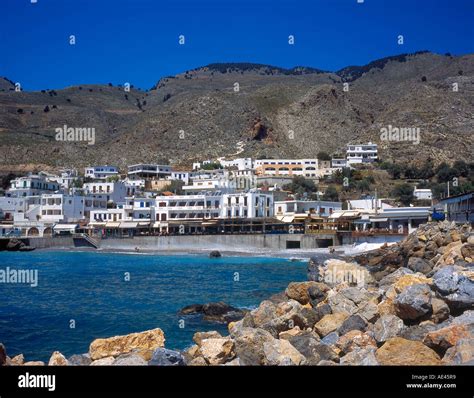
[180,302,246,323]
[314,313,348,337]
[337,314,367,336]
[192,331,222,346]
[442,338,474,365]
[262,339,305,366]
[287,331,338,364]
[200,338,235,365]
[393,274,432,293]
[407,257,432,275]
[323,259,374,287]
[307,257,323,282]
[336,330,377,355]
[148,348,186,366]
[394,283,432,321]
[209,250,222,258]
[423,324,472,355]
[89,328,165,361]
[10,354,25,366]
[432,266,474,310]
[67,354,92,366]
[112,353,147,366]
[372,315,405,343]
[285,281,329,305]
[234,328,275,365]
[48,351,68,366]
[327,287,380,322]
[430,298,450,323]
[340,347,379,366]
[375,337,441,365]
[90,356,115,366]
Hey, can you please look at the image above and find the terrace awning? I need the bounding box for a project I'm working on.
[53,224,78,232]
[105,222,121,228]
[137,221,150,227]
[119,222,138,228]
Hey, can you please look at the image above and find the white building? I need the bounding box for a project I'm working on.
[346,143,378,165]
[254,159,319,178]
[221,192,273,218]
[414,187,432,201]
[7,175,60,197]
[123,178,145,196]
[128,164,172,179]
[220,158,253,171]
[83,181,128,204]
[13,193,107,224]
[274,200,342,220]
[331,158,348,168]
[85,166,119,180]
[348,199,393,212]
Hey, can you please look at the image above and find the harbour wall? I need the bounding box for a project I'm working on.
[99,233,338,251]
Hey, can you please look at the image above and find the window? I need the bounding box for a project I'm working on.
[244,197,248,206]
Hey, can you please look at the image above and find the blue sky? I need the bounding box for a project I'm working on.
[1,0,473,91]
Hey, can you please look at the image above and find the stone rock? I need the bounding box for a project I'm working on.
[321,331,339,346]
[407,257,432,275]
[188,356,208,366]
[399,322,442,342]
[323,259,374,287]
[192,331,222,346]
[90,356,115,366]
[67,354,92,366]
[89,328,165,361]
[183,344,200,363]
[377,298,396,316]
[430,298,450,323]
[379,268,414,289]
[234,327,275,365]
[337,314,367,336]
[6,238,24,251]
[200,338,235,365]
[461,243,474,261]
[287,331,338,364]
[373,315,405,343]
[278,326,303,340]
[436,240,463,266]
[336,330,377,354]
[48,351,68,366]
[10,354,25,366]
[327,287,380,322]
[308,283,329,307]
[423,324,473,354]
[148,348,186,366]
[393,274,432,293]
[223,358,241,366]
[262,339,305,365]
[314,313,348,337]
[180,302,246,323]
[209,250,221,258]
[307,257,323,282]
[376,337,441,365]
[112,353,147,366]
[317,359,338,366]
[394,283,432,320]
[442,338,474,365]
[285,281,328,305]
[0,343,6,366]
[340,347,379,365]
[432,266,474,310]
[23,361,45,366]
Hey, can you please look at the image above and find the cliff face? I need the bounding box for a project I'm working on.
[0,52,473,172]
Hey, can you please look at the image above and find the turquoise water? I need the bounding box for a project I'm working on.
[0,251,307,362]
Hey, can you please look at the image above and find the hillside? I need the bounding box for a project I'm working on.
[0,51,473,173]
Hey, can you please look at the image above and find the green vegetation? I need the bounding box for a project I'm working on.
[283,176,317,198]
[391,183,415,206]
[161,180,184,195]
[201,162,223,170]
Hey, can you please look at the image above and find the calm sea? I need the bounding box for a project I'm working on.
[0,251,307,362]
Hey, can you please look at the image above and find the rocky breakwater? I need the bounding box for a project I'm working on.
[183,221,473,365]
[1,221,472,366]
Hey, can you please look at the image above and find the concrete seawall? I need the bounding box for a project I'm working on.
[100,233,338,251]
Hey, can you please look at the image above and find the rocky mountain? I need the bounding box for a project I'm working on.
[0,51,473,173]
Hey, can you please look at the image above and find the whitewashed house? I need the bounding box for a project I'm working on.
[84,165,119,180]
[346,143,378,165]
[83,181,128,204]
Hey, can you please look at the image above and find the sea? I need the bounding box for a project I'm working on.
[0,250,308,362]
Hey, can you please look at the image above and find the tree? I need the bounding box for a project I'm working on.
[392,183,414,206]
[317,151,331,161]
[161,180,184,195]
[322,185,339,201]
[452,160,469,178]
[43,106,50,113]
[201,162,222,170]
[436,163,456,183]
[283,176,316,197]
